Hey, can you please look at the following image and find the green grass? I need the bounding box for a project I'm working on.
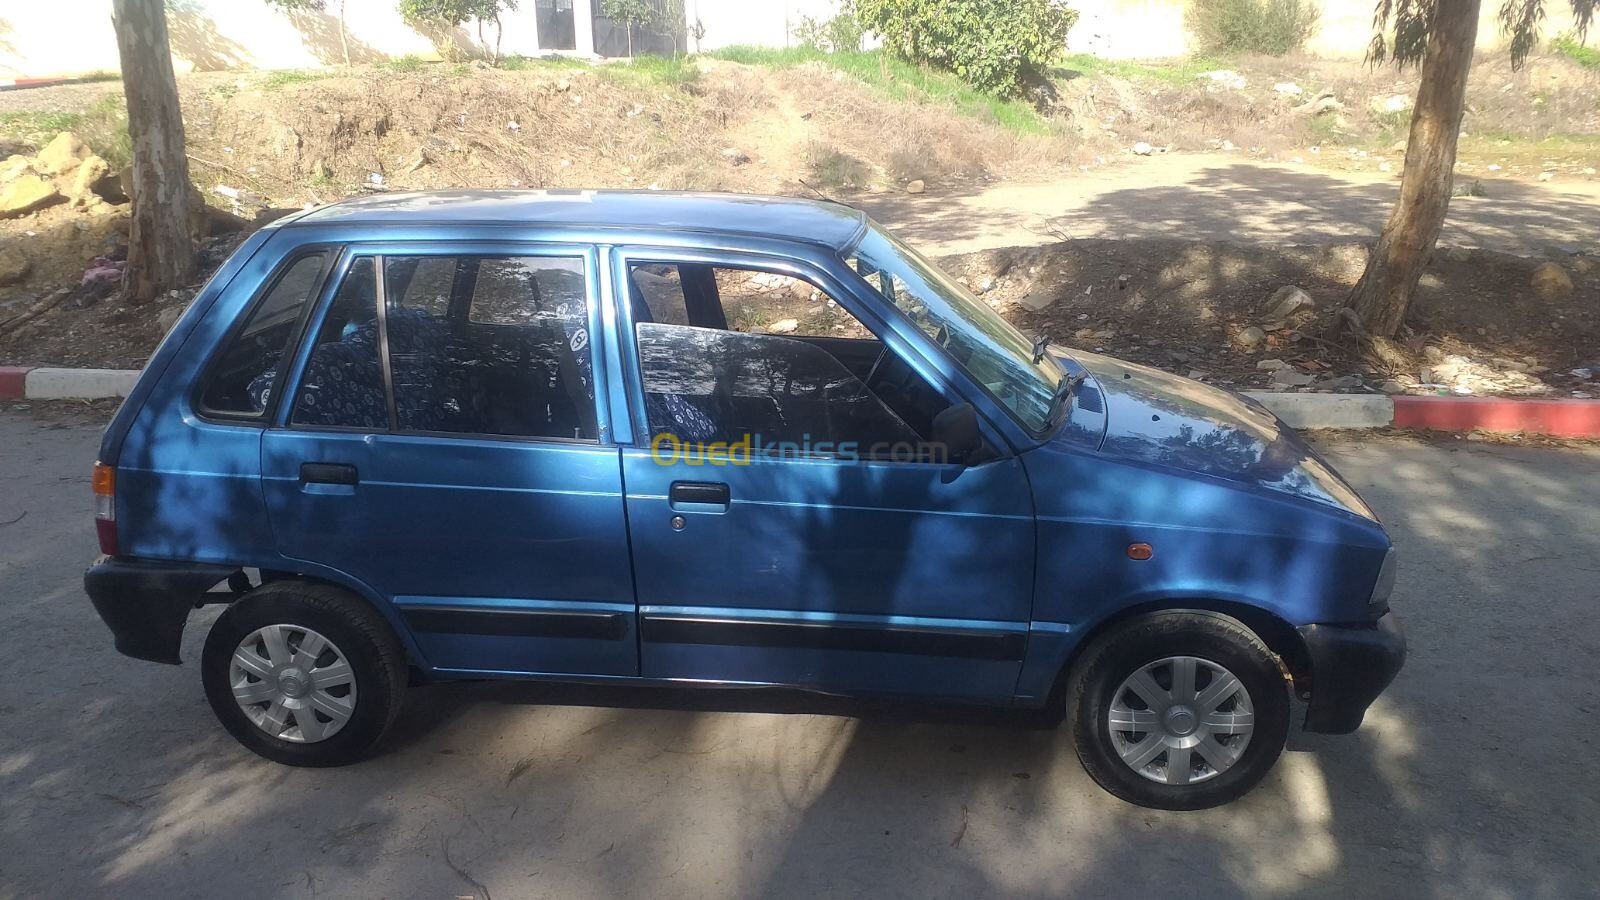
[710,46,1052,136]
[260,69,330,90]
[0,94,129,167]
[0,110,87,134]
[383,54,426,74]
[499,54,591,72]
[1553,33,1600,69]
[596,54,701,89]
[1054,53,1228,85]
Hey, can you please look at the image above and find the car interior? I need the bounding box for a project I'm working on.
[626,262,950,452]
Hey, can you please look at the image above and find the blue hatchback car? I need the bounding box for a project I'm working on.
[85,191,1403,809]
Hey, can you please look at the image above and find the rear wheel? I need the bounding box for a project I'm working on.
[1067,611,1290,810]
[201,581,407,766]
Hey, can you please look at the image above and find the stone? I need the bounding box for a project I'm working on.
[766,318,799,335]
[1132,141,1154,156]
[1273,82,1303,95]
[1531,261,1574,301]
[0,154,31,182]
[1379,380,1406,394]
[973,275,995,294]
[0,173,62,218]
[1235,326,1266,349]
[157,306,183,334]
[67,154,112,208]
[904,179,925,194]
[1370,94,1413,115]
[0,246,30,286]
[32,132,91,176]
[1537,171,1554,182]
[1256,358,1287,370]
[1271,368,1316,387]
[1199,70,1246,90]
[720,147,750,166]
[1263,285,1315,321]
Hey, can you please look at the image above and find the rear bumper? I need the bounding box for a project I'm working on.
[1297,612,1406,734]
[84,557,235,664]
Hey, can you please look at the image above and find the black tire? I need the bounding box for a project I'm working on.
[1066,611,1290,810]
[201,581,407,767]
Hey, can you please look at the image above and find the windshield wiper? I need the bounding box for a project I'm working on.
[1031,333,1051,364]
[1050,369,1089,421]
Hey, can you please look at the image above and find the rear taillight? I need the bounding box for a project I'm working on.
[93,462,118,556]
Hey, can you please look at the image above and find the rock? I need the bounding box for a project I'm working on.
[1323,375,1363,390]
[1018,292,1055,312]
[1132,141,1154,156]
[766,318,799,335]
[0,246,30,286]
[0,154,31,182]
[1378,161,1393,174]
[973,275,995,294]
[1273,82,1303,95]
[1199,70,1247,90]
[1235,326,1266,349]
[1390,139,1408,153]
[1537,171,1554,182]
[1531,261,1574,300]
[555,78,572,92]
[1294,93,1344,117]
[157,306,184,334]
[1379,380,1406,394]
[1263,285,1315,322]
[904,179,926,194]
[32,132,91,176]
[1187,369,1208,380]
[1370,94,1413,115]
[67,154,112,208]
[720,147,750,166]
[0,173,62,218]
[1271,368,1316,387]
[1257,358,1288,370]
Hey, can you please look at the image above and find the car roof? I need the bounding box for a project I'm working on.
[287,189,870,251]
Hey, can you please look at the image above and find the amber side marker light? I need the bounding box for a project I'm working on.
[1127,542,1153,560]
[93,462,118,556]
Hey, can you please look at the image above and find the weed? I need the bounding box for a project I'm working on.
[261,70,328,90]
[1186,0,1320,56]
[1552,33,1600,68]
[806,143,871,190]
[0,95,129,167]
[499,55,591,72]
[0,110,86,134]
[383,54,426,74]
[1054,54,1226,85]
[598,55,701,89]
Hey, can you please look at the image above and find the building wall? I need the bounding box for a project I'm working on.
[1,0,1596,79]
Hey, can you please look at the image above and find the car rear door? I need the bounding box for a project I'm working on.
[260,242,638,677]
[612,247,1036,702]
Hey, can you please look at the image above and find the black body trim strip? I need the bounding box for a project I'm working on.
[401,605,628,641]
[641,615,1025,661]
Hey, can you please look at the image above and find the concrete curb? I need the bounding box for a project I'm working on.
[3,366,1597,438]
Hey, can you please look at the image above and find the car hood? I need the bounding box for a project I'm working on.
[1054,349,1377,519]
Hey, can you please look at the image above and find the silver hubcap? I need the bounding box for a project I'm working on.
[229,625,357,744]
[1108,656,1254,786]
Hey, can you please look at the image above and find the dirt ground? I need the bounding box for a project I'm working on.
[1,55,1597,393]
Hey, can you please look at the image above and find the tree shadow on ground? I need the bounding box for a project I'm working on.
[284,9,386,66]
[164,1,253,72]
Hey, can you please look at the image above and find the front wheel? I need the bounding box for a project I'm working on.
[201,581,407,767]
[1066,611,1290,810]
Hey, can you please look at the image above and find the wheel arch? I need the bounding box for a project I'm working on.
[246,566,429,670]
[1048,598,1311,707]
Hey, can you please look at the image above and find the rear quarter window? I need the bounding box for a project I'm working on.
[198,251,330,417]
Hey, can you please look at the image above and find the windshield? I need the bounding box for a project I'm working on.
[849,224,1064,433]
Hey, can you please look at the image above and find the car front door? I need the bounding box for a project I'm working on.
[613,248,1036,702]
[260,243,637,678]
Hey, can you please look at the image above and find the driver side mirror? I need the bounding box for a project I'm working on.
[932,403,987,465]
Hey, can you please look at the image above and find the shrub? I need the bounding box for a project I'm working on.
[793,11,865,52]
[806,143,871,190]
[1186,0,1320,56]
[1553,32,1600,69]
[849,0,1079,98]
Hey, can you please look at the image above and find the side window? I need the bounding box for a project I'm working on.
[626,264,690,325]
[629,261,949,459]
[200,251,328,416]
[289,257,386,429]
[386,255,596,440]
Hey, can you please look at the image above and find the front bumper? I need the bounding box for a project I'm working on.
[84,557,236,664]
[1297,612,1406,734]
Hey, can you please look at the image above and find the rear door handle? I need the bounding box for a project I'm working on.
[301,462,359,486]
[669,481,730,511]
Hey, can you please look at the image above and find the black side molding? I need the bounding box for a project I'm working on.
[642,615,1026,661]
[401,605,628,641]
[84,557,237,664]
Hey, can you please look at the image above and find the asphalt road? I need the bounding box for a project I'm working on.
[2,406,1597,899]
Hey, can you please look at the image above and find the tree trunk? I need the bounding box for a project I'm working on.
[1344,0,1481,339]
[112,0,197,305]
[339,0,350,67]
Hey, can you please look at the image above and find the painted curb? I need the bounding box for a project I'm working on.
[3,368,1597,438]
[1392,395,1600,439]
[1245,392,1395,430]
[20,368,141,401]
[0,366,33,399]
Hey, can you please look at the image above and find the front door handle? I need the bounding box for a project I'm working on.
[669,481,730,511]
[301,462,359,486]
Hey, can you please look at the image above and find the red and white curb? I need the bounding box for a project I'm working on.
[3,366,1598,438]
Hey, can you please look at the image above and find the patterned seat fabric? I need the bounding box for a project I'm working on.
[290,339,387,428]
